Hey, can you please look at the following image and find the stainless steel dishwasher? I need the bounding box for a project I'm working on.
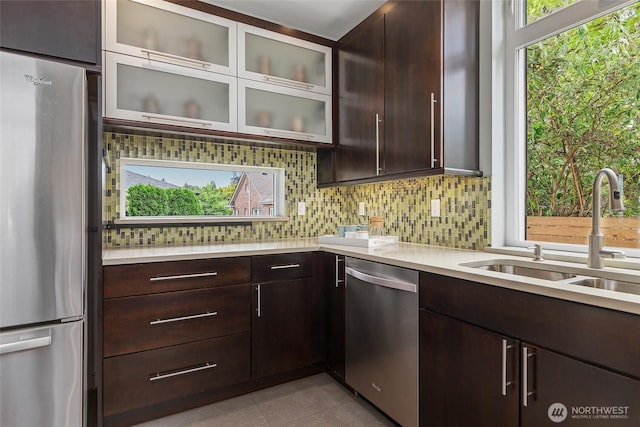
[345,257,418,427]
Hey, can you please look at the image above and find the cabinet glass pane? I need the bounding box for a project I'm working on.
[116,64,230,123]
[245,33,326,87]
[245,88,326,136]
[116,0,229,67]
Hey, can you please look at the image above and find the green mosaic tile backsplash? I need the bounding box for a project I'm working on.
[103,131,490,249]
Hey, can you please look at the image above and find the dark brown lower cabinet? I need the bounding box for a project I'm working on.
[521,345,640,427]
[420,310,519,427]
[103,333,250,417]
[252,278,312,378]
[325,253,345,379]
[420,272,640,427]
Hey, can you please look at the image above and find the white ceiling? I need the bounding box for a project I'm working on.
[202,0,387,40]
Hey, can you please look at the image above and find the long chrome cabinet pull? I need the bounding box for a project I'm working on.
[501,339,515,396]
[522,346,535,406]
[141,114,213,127]
[149,362,217,382]
[0,336,51,355]
[269,264,300,270]
[430,92,439,168]
[149,271,218,282]
[335,256,344,288]
[375,113,382,175]
[262,75,314,91]
[140,49,212,69]
[263,129,316,140]
[149,311,218,326]
[256,285,261,318]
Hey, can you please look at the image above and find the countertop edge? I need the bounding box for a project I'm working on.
[102,240,640,315]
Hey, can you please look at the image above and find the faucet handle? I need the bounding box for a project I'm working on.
[600,249,626,260]
[528,244,544,261]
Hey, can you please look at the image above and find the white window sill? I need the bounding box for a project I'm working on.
[113,215,290,225]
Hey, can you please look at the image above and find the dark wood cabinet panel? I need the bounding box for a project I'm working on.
[103,257,251,298]
[383,0,441,175]
[420,310,519,427]
[311,252,327,364]
[521,345,640,426]
[334,13,384,182]
[252,252,313,283]
[104,284,251,357]
[420,272,640,379]
[325,253,345,379]
[252,278,312,378]
[420,272,640,426]
[103,333,251,417]
[0,0,99,65]
[318,0,480,186]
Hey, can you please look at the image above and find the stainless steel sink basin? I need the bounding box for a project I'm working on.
[462,259,640,297]
[564,277,640,296]
[480,264,577,281]
[472,262,576,281]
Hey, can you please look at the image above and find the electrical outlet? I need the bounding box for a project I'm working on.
[297,201,306,216]
[431,199,441,217]
[358,202,366,216]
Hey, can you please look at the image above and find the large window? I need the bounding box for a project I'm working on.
[506,0,639,254]
[117,158,286,223]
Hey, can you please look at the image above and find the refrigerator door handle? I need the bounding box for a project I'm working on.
[0,335,51,355]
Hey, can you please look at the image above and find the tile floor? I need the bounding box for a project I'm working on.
[133,373,397,427]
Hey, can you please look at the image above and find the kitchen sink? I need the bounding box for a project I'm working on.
[476,263,576,281]
[564,277,640,296]
[462,259,640,297]
[465,260,576,281]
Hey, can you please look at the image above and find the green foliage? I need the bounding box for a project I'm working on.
[195,181,235,215]
[126,184,168,216]
[526,2,640,218]
[126,181,237,217]
[166,188,203,216]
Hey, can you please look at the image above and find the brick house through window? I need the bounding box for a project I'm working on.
[228,172,274,216]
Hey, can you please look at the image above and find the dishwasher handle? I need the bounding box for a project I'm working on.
[346,267,417,293]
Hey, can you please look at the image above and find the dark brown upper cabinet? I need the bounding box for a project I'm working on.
[0,0,100,66]
[319,0,480,186]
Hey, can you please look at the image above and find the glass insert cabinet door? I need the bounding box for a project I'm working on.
[238,80,332,143]
[238,23,332,95]
[104,0,236,76]
[104,52,237,132]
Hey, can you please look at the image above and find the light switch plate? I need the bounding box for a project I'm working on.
[358,202,366,216]
[431,199,441,217]
[297,201,306,215]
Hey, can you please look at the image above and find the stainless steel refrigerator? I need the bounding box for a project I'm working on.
[0,51,85,427]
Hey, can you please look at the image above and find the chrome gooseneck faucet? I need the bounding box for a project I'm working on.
[588,168,625,269]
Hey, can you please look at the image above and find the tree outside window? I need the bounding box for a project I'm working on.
[522,0,639,249]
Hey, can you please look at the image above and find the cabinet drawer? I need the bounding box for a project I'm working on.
[104,285,250,357]
[252,252,313,282]
[103,332,250,417]
[104,257,250,298]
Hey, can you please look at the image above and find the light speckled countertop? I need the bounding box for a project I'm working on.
[103,239,640,315]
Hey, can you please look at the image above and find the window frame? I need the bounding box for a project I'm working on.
[504,0,638,255]
[116,158,287,224]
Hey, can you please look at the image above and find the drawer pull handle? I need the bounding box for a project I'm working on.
[149,272,218,282]
[140,48,213,69]
[269,264,300,270]
[262,75,314,91]
[501,339,515,396]
[150,311,218,325]
[149,362,217,382]
[262,129,316,141]
[141,114,213,128]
